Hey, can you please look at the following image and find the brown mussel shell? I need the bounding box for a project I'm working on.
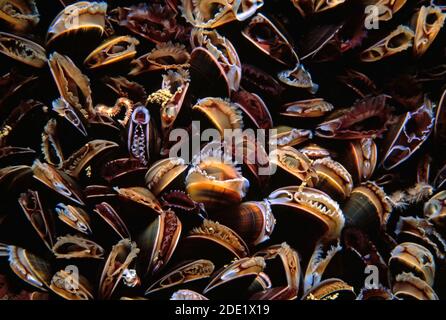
[145,259,214,297]
[0,0,39,32]
[84,36,139,69]
[52,234,104,260]
[98,238,140,300]
[138,209,182,277]
[46,1,107,46]
[203,256,266,299]
[0,31,46,68]
[50,269,94,300]
[302,278,355,300]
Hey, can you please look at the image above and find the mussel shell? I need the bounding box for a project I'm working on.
[312,157,353,201]
[137,210,182,277]
[6,245,52,291]
[254,242,300,292]
[145,157,188,197]
[178,220,249,268]
[342,181,391,232]
[0,31,46,68]
[18,189,55,250]
[32,160,85,206]
[215,201,276,246]
[98,238,140,300]
[389,242,435,287]
[302,278,356,300]
[50,269,94,300]
[145,259,214,297]
[52,234,104,259]
[357,285,395,300]
[203,256,266,299]
[190,47,230,98]
[392,272,438,300]
[84,35,139,69]
[46,1,107,47]
[0,0,39,32]
[93,202,130,240]
[55,203,92,235]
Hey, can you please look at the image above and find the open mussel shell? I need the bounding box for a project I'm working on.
[269,146,318,187]
[179,219,249,268]
[312,157,353,202]
[0,244,51,291]
[380,98,434,171]
[48,52,94,118]
[50,269,94,300]
[191,28,241,92]
[0,31,46,68]
[55,203,92,235]
[302,278,356,300]
[129,42,190,76]
[360,25,415,62]
[392,272,438,300]
[98,238,140,300]
[267,186,344,257]
[215,200,276,246]
[180,0,259,28]
[52,234,104,260]
[242,13,298,67]
[145,259,214,298]
[254,243,301,293]
[51,98,88,138]
[337,138,377,183]
[114,186,164,216]
[203,256,266,299]
[60,140,119,180]
[127,105,160,167]
[138,210,182,277]
[32,160,85,206]
[93,202,131,240]
[342,181,392,233]
[0,0,39,32]
[145,157,188,197]
[298,143,332,160]
[170,289,208,300]
[280,99,333,119]
[356,285,395,300]
[160,190,206,231]
[316,95,390,140]
[46,1,107,47]
[18,189,55,250]
[102,158,147,186]
[411,5,446,58]
[192,97,244,135]
[389,242,435,287]
[278,63,319,94]
[84,36,139,69]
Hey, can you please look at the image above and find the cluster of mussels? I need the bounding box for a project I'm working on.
[1,0,446,301]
